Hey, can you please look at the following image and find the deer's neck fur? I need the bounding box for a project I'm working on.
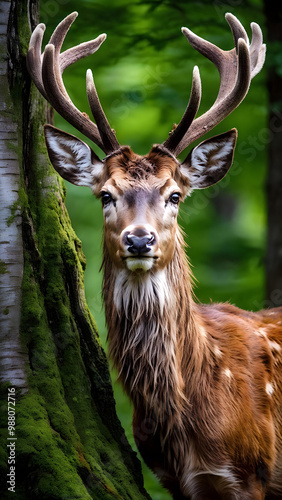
[103,227,209,436]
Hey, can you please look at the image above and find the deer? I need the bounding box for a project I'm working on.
[27,11,282,500]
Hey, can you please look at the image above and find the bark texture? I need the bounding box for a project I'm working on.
[264,1,282,306]
[0,0,26,389]
[0,1,151,499]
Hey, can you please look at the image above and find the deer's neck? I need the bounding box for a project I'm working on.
[102,228,206,430]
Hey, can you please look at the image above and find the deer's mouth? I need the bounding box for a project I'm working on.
[123,256,158,272]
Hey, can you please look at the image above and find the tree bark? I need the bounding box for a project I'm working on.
[0,0,26,390]
[264,0,282,307]
[0,1,151,498]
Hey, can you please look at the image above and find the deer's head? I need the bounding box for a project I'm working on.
[27,12,265,273]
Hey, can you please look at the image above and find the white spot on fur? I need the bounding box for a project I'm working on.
[199,326,207,338]
[214,345,222,358]
[223,368,232,379]
[256,328,267,338]
[268,340,281,352]
[266,382,274,396]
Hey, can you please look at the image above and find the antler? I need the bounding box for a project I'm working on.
[163,13,266,157]
[26,12,119,155]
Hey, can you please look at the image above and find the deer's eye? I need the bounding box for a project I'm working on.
[101,192,113,207]
[169,193,181,205]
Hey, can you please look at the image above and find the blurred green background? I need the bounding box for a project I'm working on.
[40,0,267,497]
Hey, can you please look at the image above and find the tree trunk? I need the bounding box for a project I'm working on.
[264,0,282,307]
[0,1,151,499]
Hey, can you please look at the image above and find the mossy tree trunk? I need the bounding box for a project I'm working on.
[0,1,151,499]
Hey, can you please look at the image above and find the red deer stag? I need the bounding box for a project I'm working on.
[27,11,282,500]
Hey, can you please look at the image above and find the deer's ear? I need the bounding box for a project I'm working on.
[180,129,237,191]
[44,125,104,192]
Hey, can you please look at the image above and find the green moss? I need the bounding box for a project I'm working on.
[7,188,28,226]
[0,260,8,274]
[14,393,94,500]
[20,262,43,329]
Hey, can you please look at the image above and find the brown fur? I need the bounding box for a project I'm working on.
[100,149,282,500]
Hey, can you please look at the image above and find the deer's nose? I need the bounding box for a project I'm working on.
[124,228,156,255]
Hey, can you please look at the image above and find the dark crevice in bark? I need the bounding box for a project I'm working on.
[264,0,282,306]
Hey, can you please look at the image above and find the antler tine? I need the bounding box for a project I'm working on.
[163,66,202,152]
[47,11,107,73]
[60,38,107,72]
[41,43,105,151]
[226,13,266,78]
[225,12,249,48]
[48,11,78,54]
[26,23,48,100]
[86,69,120,153]
[27,12,119,154]
[176,38,251,156]
[26,15,77,102]
[164,14,265,157]
[250,22,266,78]
[180,25,235,102]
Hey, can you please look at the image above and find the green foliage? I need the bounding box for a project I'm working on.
[40,0,267,498]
